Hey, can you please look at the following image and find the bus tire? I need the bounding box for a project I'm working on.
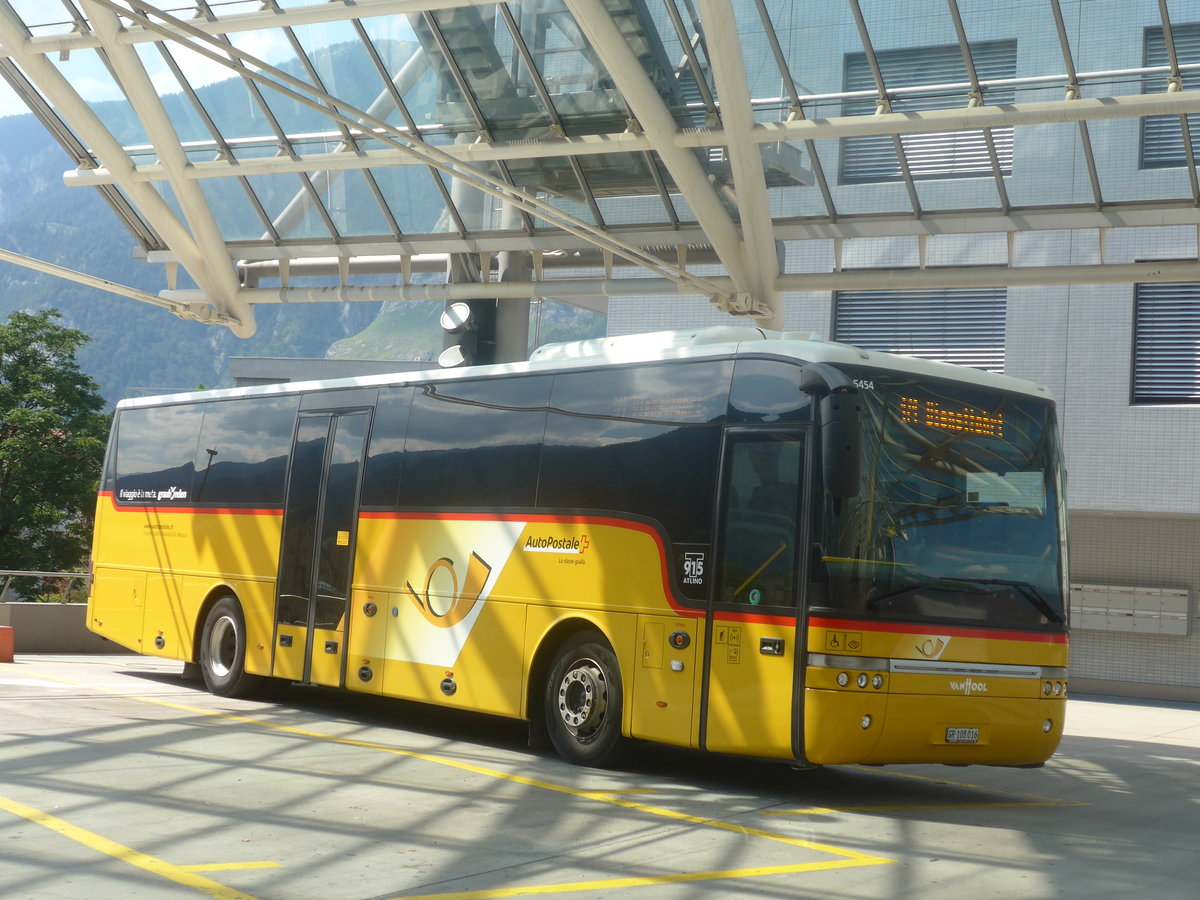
[544,633,626,767]
[199,595,265,698]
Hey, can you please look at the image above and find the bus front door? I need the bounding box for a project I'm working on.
[273,411,369,688]
[703,429,806,760]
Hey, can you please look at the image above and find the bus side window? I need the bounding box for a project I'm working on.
[540,362,729,547]
[192,395,300,506]
[717,434,804,607]
[361,387,414,509]
[400,376,550,510]
[113,403,205,504]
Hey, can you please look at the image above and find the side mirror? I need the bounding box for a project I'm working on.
[799,364,863,499]
[820,388,862,498]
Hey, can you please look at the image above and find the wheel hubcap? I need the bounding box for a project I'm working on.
[557,659,608,734]
[206,615,236,678]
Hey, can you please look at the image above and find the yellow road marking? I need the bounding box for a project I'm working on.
[133,694,888,861]
[20,667,895,896]
[0,794,261,900]
[180,862,283,873]
[393,859,886,900]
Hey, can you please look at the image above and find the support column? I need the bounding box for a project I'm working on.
[495,201,532,363]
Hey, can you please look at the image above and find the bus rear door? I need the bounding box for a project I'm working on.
[703,429,807,760]
[273,407,370,687]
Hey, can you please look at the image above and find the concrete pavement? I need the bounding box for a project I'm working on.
[0,655,1196,899]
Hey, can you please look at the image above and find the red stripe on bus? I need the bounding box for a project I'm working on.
[712,610,795,626]
[808,615,1069,644]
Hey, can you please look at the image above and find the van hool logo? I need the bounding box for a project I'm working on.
[405,552,492,629]
[523,534,589,554]
[950,678,989,695]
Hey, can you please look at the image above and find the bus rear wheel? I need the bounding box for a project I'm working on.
[544,633,625,767]
[199,595,265,698]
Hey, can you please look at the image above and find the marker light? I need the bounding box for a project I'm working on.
[861,715,873,730]
[837,672,849,687]
[1042,719,1053,733]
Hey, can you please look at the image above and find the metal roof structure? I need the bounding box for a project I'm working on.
[2,0,1200,339]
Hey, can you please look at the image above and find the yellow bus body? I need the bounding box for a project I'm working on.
[89,497,283,674]
[91,499,1067,765]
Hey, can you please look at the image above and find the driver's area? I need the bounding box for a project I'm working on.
[715,431,805,608]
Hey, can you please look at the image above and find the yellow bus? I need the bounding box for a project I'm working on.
[88,327,1068,767]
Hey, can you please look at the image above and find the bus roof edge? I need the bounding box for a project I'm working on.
[528,327,825,363]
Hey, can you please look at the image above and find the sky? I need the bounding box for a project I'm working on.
[0,82,23,119]
[0,12,419,125]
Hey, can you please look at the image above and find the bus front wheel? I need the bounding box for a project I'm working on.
[199,595,265,698]
[544,633,626,767]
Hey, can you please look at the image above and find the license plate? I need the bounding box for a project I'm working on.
[946,727,980,744]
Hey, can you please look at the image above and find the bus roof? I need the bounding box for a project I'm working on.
[115,327,1052,409]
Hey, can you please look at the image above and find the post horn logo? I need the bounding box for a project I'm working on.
[915,636,949,659]
[405,552,492,628]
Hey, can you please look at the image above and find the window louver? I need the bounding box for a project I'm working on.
[834,287,1007,373]
[840,41,1017,184]
[1133,282,1200,403]
[1141,24,1200,169]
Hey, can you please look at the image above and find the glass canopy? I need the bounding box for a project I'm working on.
[1,0,1199,337]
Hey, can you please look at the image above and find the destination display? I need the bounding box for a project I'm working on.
[897,394,1004,438]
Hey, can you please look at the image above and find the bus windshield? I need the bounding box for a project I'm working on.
[817,369,1067,629]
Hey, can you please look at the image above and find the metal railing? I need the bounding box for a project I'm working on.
[0,570,88,603]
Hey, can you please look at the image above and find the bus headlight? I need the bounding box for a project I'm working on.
[836,672,849,687]
[856,673,869,689]
[871,673,884,689]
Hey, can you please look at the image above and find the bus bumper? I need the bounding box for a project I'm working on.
[804,688,1067,766]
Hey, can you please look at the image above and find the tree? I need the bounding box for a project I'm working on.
[0,310,109,582]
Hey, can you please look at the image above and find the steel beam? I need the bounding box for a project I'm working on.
[161,258,1200,315]
[0,3,246,331]
[563,0,764,317]
[130,198,1200,266]
[64,90,1200,189]
[774,260,1200,291]
[79,0,252,333]
[697,0,782,327]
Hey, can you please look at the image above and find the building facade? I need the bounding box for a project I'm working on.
[609,3,1200,700]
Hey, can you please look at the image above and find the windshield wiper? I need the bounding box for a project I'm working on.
[961,578,1064,624]
[866,577,1064,625]
[866,578,990,611]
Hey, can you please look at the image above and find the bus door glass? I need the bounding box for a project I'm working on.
[704,429,807,759]
[274,411,369,687]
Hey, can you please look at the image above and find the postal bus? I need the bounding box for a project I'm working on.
[88,327,1069,767]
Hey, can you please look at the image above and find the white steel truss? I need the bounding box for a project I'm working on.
[1,0,1200,335]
